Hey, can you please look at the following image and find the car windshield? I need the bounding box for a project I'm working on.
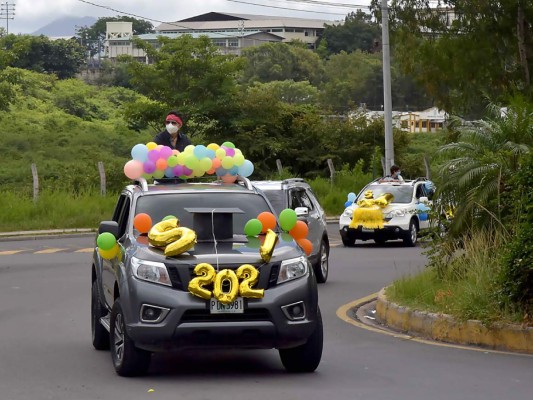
[357,184,414,204]
[134,192,274,234]
[260,190,285,215]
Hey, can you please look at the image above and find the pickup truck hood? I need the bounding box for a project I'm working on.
[130,233,303,265]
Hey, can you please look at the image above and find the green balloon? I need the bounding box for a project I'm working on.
[244,218,262,236]
[162,215,176,221]
[280,232,294,243]
[279,208,297,232]
[97,232,116,251]
[222,141,235,148]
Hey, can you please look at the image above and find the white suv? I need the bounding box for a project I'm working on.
[339,178,434,247]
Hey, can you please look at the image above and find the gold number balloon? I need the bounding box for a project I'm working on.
[148,218,181,247]
[260,229,278,263]
[236,264,264,299]
[188,263,216,300]
[164,227,197,257]
[213,269,239,304]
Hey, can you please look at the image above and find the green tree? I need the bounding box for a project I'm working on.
[319,10,381,56]
[121,35,244,137]
[436,98,533,234]
[239,41,324,85]
[0,34,85,78]
[383,0,533,116]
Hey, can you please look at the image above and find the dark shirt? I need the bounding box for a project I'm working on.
[153,130,191,152]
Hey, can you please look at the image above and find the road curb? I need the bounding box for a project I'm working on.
[375,288,533,354]
[0,229,96,242]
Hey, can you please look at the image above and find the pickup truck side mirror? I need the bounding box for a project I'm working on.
[98,221,119,237]
[295,207,309,217]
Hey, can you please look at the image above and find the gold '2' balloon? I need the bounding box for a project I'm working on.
[148,218,197,257]
[188,263,216,300]
[236,264,264,299]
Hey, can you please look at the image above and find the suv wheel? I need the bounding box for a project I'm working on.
[91,279,110,350]
[403,220,418,247]
[279,307,323,373]
[314,239,329,283]
[110,299,151,376]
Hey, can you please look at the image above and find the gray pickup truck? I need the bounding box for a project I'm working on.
[91,176,323,376]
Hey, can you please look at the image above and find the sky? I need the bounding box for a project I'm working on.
[2,0,373,34]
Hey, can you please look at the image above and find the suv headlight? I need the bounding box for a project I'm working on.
[342,208,353,218]
[131,257,171,286]
[278,256,308,284]
[385,209,406,219]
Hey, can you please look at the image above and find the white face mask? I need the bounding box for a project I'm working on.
[166,123,179,134]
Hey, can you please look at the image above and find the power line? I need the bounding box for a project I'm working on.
[0,2,15,34]
[226,0,348,15]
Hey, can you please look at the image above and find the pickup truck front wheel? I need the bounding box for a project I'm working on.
[91,280,109,350]
[110,299,151,376]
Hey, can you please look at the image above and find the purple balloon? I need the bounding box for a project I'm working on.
[143,160,156,174]
[182,166,192,176]
[173,165,184,176]
[225,147,235,157]
[148,149,160,162]
[159,146,173,160]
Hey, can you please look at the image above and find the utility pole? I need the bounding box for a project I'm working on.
[0,2,15,34]
[381,0,394,172]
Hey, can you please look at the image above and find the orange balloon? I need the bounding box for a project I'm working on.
[289,220,308,240]
[297,238,313,256]
[257,211,276,233]
[134,213,152,234]
[221,174,237,183]
[211,158,222,169]
[156,158,168,170]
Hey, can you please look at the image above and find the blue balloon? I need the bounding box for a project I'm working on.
[347,192,356,202]
[238,160,254,177]
[205,149,216,159]
[131,144,149,162]
[193,145,207,159]
[229,166,239,175]
[216,167,228,177]
[345,200,352,208]
[164,167,175,178]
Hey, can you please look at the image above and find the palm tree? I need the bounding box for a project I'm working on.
[436,98,533,235]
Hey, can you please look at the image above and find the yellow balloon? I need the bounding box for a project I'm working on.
[184,145,195,153]
[146,142,157,151]
[99,243,119,260]
[260,229,278,263]
[216,148,226,159]
[221,156,234,169]
[207,143,219,151]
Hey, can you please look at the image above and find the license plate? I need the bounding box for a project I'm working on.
[362,228,374,233]
[210,298,244,314]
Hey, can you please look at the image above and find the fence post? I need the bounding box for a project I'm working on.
[98,161,106,196]
[327,159,335,184]
[276,159,283,175]
[31,163,39,203]
[423,155,431,179]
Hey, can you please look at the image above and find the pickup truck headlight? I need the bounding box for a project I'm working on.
[278,256,308,284]
[385,209,406,219]
[131,257,171,286]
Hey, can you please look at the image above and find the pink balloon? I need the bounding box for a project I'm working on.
[182,166,192,176]
[160,146,172,160]
[173,165,184,176]
[124,160,144,180]
[225,147,235,157]
[221,174,237,183]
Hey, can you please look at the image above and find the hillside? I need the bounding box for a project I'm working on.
[31,16,97,36]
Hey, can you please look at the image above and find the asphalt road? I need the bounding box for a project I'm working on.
[0,226,531,400]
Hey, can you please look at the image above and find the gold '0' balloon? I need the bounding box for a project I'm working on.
[188,263,216,300]
[260,229,278,263]
[236,264,264,299]
[213,269,240,304]
[148,218,181,247]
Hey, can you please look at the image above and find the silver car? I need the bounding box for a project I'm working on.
[252,179,330,283]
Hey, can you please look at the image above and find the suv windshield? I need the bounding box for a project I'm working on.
[358,184,414,204]
[134,192,273,234]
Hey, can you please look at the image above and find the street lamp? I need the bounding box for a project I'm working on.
[381,0,394,172]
